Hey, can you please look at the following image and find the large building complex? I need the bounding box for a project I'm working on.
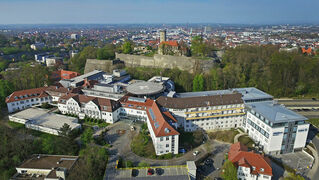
[156,93,245,132]
[245,102,309,155]
[5,69,309,156]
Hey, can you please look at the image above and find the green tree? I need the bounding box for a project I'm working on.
[122,40,134,54]
[0,79,14,107]
[81,128,93,145]
[193,74,204,92]
[97,44,115,60]
[59,123,72,137]
[221,160,237,180]
[69,46,97,73]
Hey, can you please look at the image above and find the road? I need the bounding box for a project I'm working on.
[311,136,319,179]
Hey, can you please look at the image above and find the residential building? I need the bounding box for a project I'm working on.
[58,94,121,124]
[228,142,273,180]
[30,43,45,50]
[11,154,78,180]
[70,33,79,40]
[120,96,179,155]
[45,85,82,102]
[6,88,51,113]
[46,57,63,67]
[156,93,245,131]
[244,102,309,155]
[9,108,81,135]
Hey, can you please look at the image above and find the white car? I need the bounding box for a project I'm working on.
[193,151,199,156]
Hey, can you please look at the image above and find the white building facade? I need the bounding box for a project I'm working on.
[244,102,309,155]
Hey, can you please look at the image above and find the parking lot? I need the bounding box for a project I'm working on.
[278,151,313,175]
[115,166,189,179]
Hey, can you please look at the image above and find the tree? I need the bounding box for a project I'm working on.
[221,160,237,180]
[122,40,134,54]
[193,74,204,92]
[69,46,97,73]
[59,123,72,137]
[0,34,8,47]
[97,44,115,60]
[0,79,14,107]
[68,146,108,180]
[81,128,93,145]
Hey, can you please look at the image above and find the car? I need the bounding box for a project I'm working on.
[130,126,135,131]
[193,150,199,156]
[155,168,164,175]
[147,168,154,175]
[132,169,139,177]
[179,148,186,153]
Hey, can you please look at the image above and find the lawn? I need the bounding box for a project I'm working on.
[8,121,25,129]
[208,128,239,143]
[131,133,156,158]
[238,135,255,148]
[307,118,319,128]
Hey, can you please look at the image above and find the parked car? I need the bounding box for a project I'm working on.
[132,169,139,177]
[179,148,186,153]
[155,168,164,175]
[147,168,154,175]
[193,150,199,156]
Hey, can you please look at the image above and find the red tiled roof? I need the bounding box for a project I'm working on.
[6,88,49,103]
[52,70,80,80]
[160,40,179,47]
[119,96,154,110]
[228,142,272,176]
[302,47,312,54]
[162,111,178,123]
[59,94,120,112]
[146,101,179,137]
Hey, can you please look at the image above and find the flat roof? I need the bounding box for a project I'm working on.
[10,108,80,130]
[175,87,273,102]
[247,102,308,123]
[71,70,104,84]
[18,154,78,170]
[127,81,165,95]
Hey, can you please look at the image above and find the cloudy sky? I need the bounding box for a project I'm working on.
[0,0,318,24]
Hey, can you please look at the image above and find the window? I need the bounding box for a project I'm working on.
[160,137,163,141]
[166,144,169,147]
[166,137,169,141]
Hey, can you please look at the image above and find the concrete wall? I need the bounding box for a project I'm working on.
[84,54,215,74]
[115,53,215,73]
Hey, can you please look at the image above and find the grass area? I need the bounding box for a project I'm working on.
[308,143,315,149]
[307,118,319,128]
[208,128,239,143]
[238,136,255,148]
[179,130,204,151]
[131,133,156,158]
[8,121,25,129]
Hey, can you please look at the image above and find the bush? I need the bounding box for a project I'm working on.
[138,162,150,167]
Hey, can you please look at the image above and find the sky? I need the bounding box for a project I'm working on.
[0,0,318,25]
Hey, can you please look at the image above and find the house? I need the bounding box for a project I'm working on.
[6,88,51,113]
[58,94,121,124]
[11,154,78,180]
[44,85,82,102]
[228,142,273,180]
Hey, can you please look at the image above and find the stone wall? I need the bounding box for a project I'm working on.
[84,59,124,73]
[115,53,215,73]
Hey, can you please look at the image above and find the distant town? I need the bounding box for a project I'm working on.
[1,24,319,180]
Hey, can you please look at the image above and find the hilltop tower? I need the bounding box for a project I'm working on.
[160,30,167,43]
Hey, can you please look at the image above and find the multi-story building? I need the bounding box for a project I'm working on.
[156,93,245,132]
[51,69,80,81]
[120,96,179,155]
[244,102,309,155]
[6,88,52,113]
[58,94,121,124]
[59,70,105,88]
[228,142,273,180]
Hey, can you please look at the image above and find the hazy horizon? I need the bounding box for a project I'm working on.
[1,0,319,25]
